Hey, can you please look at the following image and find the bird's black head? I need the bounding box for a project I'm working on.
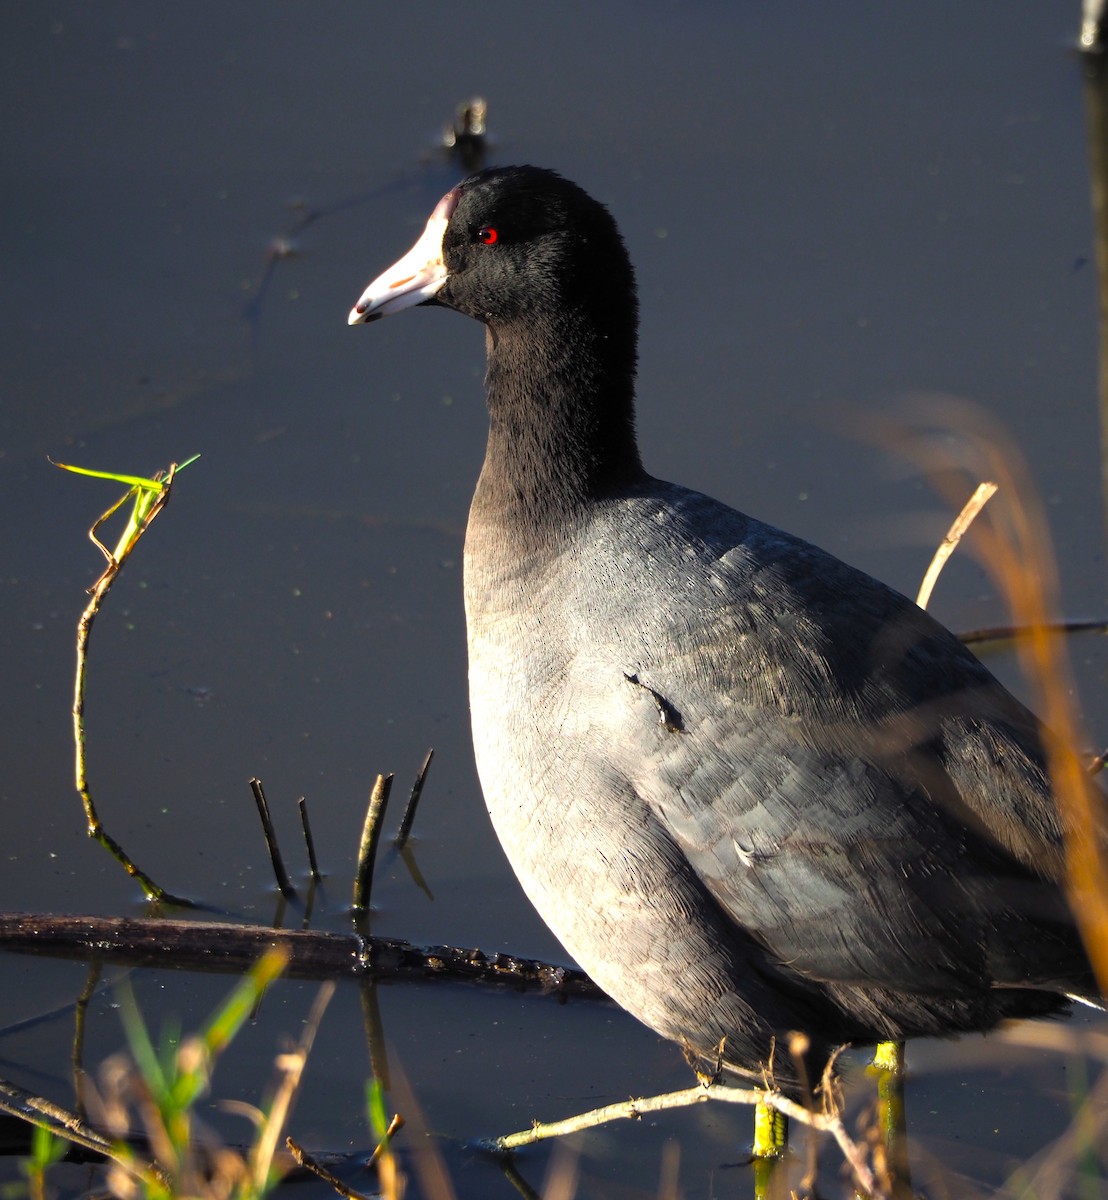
[436,166,636,327]
[349,165,637,337]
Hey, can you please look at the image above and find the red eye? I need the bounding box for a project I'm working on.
[477,226,499,244]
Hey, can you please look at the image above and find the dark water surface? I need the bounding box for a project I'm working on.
[2,3,1106,1196]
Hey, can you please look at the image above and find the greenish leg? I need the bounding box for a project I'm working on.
[869,1040,912,1190]
[870,1040,905,1146]
[751,1101,788,1199]
[752,1098,788,1158]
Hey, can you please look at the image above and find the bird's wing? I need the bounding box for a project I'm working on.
[582,488,1087,994]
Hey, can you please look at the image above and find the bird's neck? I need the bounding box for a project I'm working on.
[470,311,645,542]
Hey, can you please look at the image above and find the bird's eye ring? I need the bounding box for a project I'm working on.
[477,227,499,245]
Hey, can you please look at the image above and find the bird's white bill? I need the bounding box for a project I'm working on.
[348,190,457,324]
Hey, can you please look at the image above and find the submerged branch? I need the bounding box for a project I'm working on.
[0,912,603,998]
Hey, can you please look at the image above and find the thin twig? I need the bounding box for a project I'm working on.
[395,749,434,850]
[366,1113,405,1167]
[353,774,393,913]
[286,1137,377,1200]
[480,1083,878,1196]
[249,778,297,900]
[68,462,193,906]
[0,1076,168,1190]
[298,796,322,880]
[915,480,997,610]
[956,617,1108,645]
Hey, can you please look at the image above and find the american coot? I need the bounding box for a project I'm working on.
[349,166,1102,1091]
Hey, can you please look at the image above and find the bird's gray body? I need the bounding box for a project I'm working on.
[466,479,1086,1074]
